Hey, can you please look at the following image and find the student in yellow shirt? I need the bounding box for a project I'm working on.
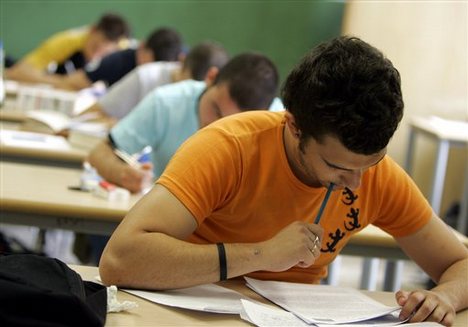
[6,13,130,85]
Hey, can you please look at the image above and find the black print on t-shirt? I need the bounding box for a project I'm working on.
[342,187,358,205]
[344,208,361,231]
[321,228,345,253]
[321,188,361,253]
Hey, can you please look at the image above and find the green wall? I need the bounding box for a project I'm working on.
[1,0,344,83]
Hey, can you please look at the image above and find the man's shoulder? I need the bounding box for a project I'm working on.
[61,26,89,38]
[208,111,284,137]
[36,26,88,51]
[85,49,135,77]
[221,110,284,125]
[155,79,205,98]
[102,48,135,64]
[136,62,181,75]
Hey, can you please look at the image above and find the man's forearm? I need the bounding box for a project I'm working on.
[433,257,468,311]
[6,62,64,86]
[87,141,126,185]
[99,232,265,290]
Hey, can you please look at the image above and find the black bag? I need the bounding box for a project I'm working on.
[0,254,107,327]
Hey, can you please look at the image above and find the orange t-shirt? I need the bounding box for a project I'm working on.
[158,111,433,283]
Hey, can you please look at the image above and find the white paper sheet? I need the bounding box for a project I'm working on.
[240,299,310,326]
[124,283,250,314]
[0,129,70,150]
[245,277,401,324]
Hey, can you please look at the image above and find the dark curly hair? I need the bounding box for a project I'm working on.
[214,52,278,110]
[183,41,229,81]
[145,27,182,62]
[282,36,404,155]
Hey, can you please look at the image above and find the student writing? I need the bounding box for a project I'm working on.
[99,36,468,326]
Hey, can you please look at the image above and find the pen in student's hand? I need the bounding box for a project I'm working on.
[314,182,334,225]
[114,148,140,167]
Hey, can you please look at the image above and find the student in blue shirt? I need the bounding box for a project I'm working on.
[88,52,283,193]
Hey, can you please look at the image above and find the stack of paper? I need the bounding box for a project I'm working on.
[0,129,70,150]
[123,283,250,314]
[243,277,407,326]
[105,277,443,326]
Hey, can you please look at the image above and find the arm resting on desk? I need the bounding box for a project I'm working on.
[6,61,66,86]
[395,214,468,325]
[99,183,324,290]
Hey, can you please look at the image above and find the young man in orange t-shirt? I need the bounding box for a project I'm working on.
[99,36,468,325]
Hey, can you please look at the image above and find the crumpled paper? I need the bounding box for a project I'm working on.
[107,285,138,313]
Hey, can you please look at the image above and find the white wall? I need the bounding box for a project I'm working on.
[342,1,468,216]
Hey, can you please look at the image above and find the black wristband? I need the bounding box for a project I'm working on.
[216,243,227,281]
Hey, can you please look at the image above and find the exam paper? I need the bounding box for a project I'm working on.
[245,277,400,324]
[240,299,310,326]
[124,283,250,314]
[240,299,412,327]
[0,129,71,150]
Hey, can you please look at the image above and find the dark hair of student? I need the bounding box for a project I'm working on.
[214,52,279,110]
[145,27,182,62]
[94,13,131,41]
[183,41,229,81]
[282,36,404,155]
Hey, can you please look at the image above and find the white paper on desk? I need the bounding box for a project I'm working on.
[0,129,70,150]
[240,299,409,327]
[245,277,400,324]
[123,283,250,314]
[240,299,310,326]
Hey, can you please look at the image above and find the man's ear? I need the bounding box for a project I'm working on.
[204,66,219,86]
[284,111,301,139]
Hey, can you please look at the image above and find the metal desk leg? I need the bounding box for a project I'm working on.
[431,140,450,215]
[326,256,342,286]
[404,127,416,173]
[457,163,468,234]
[360,258,380,290]
[383,260,404,291]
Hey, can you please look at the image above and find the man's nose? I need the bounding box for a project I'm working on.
[343,169,362,190]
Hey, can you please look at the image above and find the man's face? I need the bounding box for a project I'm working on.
[83,30,119,62]
[294,135,386,191]
[198,83,242,128]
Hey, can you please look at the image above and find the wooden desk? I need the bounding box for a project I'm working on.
[405,116,468,228]
[329,225,468,290]
[0,126,87,168]
[346,225,468,259]
[0,142,87,168]
[2,161,466,291]
[0,161,139,235]
[0,108,28,122]
[380,116,468,292]
[72,265,468,327]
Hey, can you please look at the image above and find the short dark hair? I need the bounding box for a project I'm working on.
[95,13,130,41]
[282,36,404,155]
[183,41,229,81]
[145,27,182,62]
[214,53,278,110]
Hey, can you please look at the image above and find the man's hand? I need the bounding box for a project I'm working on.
[119,162,154,193]
[396,289,456,326]
[260,221,324,272]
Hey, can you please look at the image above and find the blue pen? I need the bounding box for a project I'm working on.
[314,182,334,224]
[137,146,152,164]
